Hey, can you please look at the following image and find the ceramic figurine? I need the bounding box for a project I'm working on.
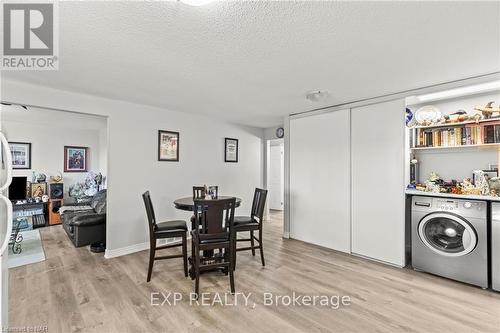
[428,172,441,182]
[50,172,63,183]
[473,170,491,196]
[36,173,47,183]
[475,101,500,119]
[42,194,49,203]
[449,110,467,122]
[472,113,482,123]
[491,189,498,197]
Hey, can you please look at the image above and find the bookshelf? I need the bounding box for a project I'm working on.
[410,118,500,150]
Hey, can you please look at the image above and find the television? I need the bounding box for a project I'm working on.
[8,176,27,201]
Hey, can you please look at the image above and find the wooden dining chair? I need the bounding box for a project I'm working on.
[232,188,268,269]
[192,186,206,199]
[191,186,219,227]
[142,191,188,282]
[191,197,236,295]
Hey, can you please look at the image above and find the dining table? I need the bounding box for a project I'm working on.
[173,196,242,212]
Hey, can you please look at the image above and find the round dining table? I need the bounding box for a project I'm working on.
[174,196,242,211]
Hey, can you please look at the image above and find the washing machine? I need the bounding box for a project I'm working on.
[411,196,488,288]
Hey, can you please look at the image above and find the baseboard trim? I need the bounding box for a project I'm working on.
[351,252,405,268]
[104,238,179,259]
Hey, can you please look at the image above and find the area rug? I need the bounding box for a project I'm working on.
[8,229,46,268]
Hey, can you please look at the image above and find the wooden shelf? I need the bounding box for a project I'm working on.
[410,117,500,130]
[411,143,500,150]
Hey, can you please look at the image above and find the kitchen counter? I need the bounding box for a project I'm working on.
[405,189,500,202]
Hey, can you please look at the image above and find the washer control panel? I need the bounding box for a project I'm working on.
[435,199,459,211]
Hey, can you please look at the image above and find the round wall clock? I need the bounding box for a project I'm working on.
[276,127,284,138]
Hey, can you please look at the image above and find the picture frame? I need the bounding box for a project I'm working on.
[9,142,31,169]
[473,169,499,185]
[30,182,47,198]
[64,146,88,172]
[224,138,238,163]
[158,130,179,162]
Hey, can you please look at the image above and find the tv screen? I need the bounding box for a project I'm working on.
[9,176,27,201]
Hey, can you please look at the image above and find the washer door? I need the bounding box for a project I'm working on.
[418,213,477,257]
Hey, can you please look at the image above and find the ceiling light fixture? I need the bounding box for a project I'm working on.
[305,90,330,102]
[415,80,500,103]
[179,0,215,6]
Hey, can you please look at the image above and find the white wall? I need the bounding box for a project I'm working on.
[409,92,500,182]
[2,79,264,256]
[2,106,107,200]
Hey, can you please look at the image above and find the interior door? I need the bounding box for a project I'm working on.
[289,109,350,253]
[269,144,284,210]
[351,99,406,266]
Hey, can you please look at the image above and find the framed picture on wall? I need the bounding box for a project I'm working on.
[224,138,238,163]
[64,146,88,172]
[158,130,179,161]
[9,142,31,169]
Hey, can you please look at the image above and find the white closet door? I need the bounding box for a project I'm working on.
[351,99,406,267]
[289,109,350,253]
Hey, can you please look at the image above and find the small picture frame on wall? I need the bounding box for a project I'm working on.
[30,182,47,198]
[64,146,88,172]
[9,142,31,169]
[224,138,238,163]
[158,130,179,161]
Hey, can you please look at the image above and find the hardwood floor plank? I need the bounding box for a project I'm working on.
[8,211,500,332]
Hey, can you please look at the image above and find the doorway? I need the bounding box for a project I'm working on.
[268,140,284,211]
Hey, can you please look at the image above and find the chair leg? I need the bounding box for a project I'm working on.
[232,232,237,271]
[182,234,188,278]
[259,229,265,267]
[229,267,235,294]
[194,247,200,296]
[250,230,256,256]
[147,241,156,282]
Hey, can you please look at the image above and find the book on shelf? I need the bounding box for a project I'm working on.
[415,120,500,148]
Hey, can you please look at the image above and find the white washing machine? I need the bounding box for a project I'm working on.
[411,196,488,288]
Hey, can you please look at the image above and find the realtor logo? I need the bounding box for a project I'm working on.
[2,2,58,70]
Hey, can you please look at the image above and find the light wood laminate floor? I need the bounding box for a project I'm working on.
[9,211,500,332]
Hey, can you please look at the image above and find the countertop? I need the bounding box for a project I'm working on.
[405,189,500,202]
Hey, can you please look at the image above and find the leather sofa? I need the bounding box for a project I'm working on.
[61,190,106,247]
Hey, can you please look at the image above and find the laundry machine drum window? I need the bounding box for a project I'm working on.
[418,213,477,257]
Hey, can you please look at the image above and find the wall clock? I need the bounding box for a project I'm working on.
[276,127,284,138]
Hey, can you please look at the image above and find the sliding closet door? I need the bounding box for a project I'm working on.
[289,109,350,253]
[351,99,406,266]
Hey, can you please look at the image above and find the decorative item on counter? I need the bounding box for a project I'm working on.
[475,101,500,119]
[36,173,47,183]
[459,178,482,195]
[472,170,492,195]
[415,105,441,126]
[491,189,499,197]
[41,194,49,203]
[451,186,462,194]
[50,172,63,183]
[415,183,426,191]
[409,155,419,184]
[406,183,416,189]
[488,177,500,193]
[428,172,442,183]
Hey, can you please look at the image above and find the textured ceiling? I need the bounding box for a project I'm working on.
[3,1,500,127]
